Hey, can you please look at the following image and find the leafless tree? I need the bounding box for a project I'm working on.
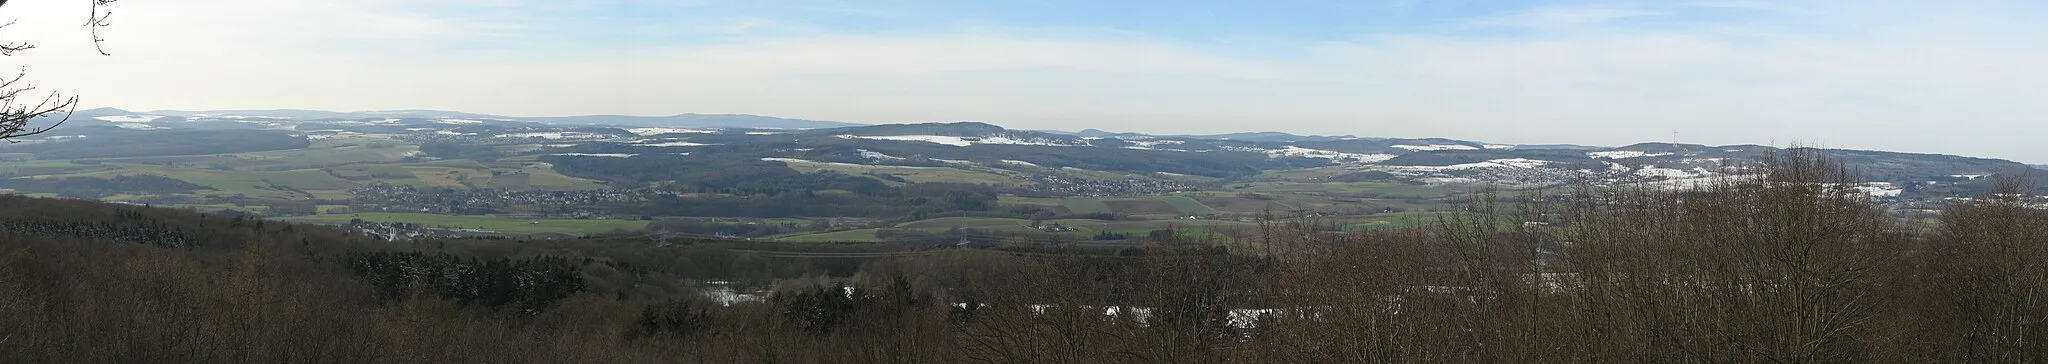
[0,0,116,141]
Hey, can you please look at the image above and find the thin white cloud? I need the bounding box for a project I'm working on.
[1467,6,1664,29]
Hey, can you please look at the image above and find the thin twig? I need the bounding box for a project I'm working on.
[87,0,117,55]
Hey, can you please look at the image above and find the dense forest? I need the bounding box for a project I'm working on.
[4,150,2048,363]
[0,129,311,159]
[0,175,206,198]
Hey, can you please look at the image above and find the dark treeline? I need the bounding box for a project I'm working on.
[5,150,2048,363]
[0,129,311,159]
[0,174,206,198]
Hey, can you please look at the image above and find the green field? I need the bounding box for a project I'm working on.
[1158,196,1215,215]
[282,212,647,236]
[778,228,882,242]
[895,217,1035,229]
[4,132,1464,241]
[0,160,122,176]
[1013,194,1329,216]
[768,216,1266,243]
[1059,199,1113,214]
[4,136,605,203]
[1239,182,1459,198]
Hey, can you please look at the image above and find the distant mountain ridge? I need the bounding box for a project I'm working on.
[62,107,864,129]
[39,108,2040,183]
[1068,128,1366,143]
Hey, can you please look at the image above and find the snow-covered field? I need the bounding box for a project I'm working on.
[632,139,713,147]
[1380,158,1556,172]
[93,115,159,123]
[1391,144,1479,151]
[763,157,936,169]
[858,149,904,160]
[1262,146,1397,163]
[1122,140,1186,150]
[502,132,608,140]
[838,134,1073,147]
[1633,165,1699,179]
[1851,182,1904,198]
[1589,151,1675,159]
[626,127,714,135]
[552,153,636,158]
[1456,158,1551,169]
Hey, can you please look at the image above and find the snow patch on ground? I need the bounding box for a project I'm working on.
[1122,140,1185,150]
[1633,165,1697,179]
[1475,158,1551,168]
[94,115,159,123]
[1001,160,1040,167]
[840,134,970,146]
[1483,145,1516,150]
[839,134,1072,147]
[1391,144,1479,151]
[434,130,476,136]
[1853,182,1904,198]
[632,138,713,147]
[1384,158,1554,172]
[638,142,712,147]
[763,157,937,169]
[503,132,606,140]
[1419,177,1481,184]
[552,153,636,158]
[1589,151,1675,159]
[1263,146,1397,163]
[113,123,160,130]
[438,119,486,125]
[858,149,904,160]
[626,127,714,135]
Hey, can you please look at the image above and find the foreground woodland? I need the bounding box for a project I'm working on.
[2,150,2045,363]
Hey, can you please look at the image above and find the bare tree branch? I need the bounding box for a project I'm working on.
[0,0,115,141]
[88,0,115,56]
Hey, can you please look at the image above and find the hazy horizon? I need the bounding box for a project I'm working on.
[7,0,2046,162]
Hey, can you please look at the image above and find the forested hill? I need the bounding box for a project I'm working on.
[10,152,2048,363]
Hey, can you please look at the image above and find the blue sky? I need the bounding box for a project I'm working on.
[7,0,2048,162]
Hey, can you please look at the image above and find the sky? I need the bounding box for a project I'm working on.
[4,0,2047,162]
